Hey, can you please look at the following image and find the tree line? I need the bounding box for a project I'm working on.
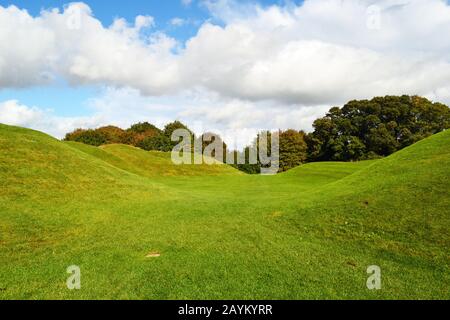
[64,95,450,173]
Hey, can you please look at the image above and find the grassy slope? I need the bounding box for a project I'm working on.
[65,142,241,177]
[0,124,448,299]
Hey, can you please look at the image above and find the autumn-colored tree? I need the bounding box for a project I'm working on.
[95,126,126,144]
[126,122,162,146]
[64,129,107,147]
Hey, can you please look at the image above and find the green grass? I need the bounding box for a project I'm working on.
[0,123,448,299]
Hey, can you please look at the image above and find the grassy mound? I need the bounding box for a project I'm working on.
[66,142,241,177]
[0,124,448,299]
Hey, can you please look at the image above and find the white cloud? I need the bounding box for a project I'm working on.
[182,0,450,105]
[135,15,155,29]
[0,100,103,138]
[170,17,186,27]
[0,87,329,148]
[1,0,450,105]
[182,0,193,7]
[0,3,180,95]
[0,100,45,126]
[0,0,450,144]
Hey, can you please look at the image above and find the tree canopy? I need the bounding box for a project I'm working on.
[306,95,450,161]
[279,130,308,172]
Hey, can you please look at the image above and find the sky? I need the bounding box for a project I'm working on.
[0,0,450,148]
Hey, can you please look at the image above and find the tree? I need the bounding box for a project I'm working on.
[126,122,162,146]
[163,121,195,149]
[95,126,126,144]
[307,95,450,161]
[137,135,172,152]
[278,129,308,172]
[367,125,399,156]
[64,129,107,147]
[195,132,227,163]
[229,147,261,174]
[128,122,161,134]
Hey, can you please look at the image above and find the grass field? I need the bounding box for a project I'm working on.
[0,123,449,299]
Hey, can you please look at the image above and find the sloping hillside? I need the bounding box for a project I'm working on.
[65,142,242,178]
[280,130,450,298]
[0,125,141,195]
[297,130,450,245]
[0,124,448,299]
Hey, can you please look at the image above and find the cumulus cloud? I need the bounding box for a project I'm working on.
[185,0,450,104]
[0,100,45,126]
[0,3,180,94]
[0,100,103,138]
[1,0,450,143]
[1,0,450,105]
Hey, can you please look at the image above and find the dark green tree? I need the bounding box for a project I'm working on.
[278,129,308,172]
[163,121,195,149]
[137,135,172,152]
[307,95,450,161]
[195,132,228,163]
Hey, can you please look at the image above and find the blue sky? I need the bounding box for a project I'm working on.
[0,0,209,40]
[0,0,449,145]
[0,0,291,40]
[0,0,296,118]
